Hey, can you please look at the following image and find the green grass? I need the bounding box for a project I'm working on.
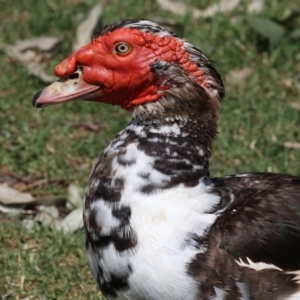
[0,0,300,298]
[0,216,102,299]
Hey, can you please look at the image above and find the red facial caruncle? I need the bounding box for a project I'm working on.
[33,27,208,109]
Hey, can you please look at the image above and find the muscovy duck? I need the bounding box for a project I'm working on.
[32,19,300,300]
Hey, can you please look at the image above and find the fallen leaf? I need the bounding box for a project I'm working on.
[59,207,84,234]
[26,62,57,83]
[67,184,84,209]
[14,37,61,53]
[226,67,254,84]
[283,142,300,149]
[0,184,34,205]
[156,0,240,19]
[281,78,293,89]
[0,172,83,234]
[32,195,66,206]
[73,2,103,51]
[1,291,13,299]
[249,17,285,48]
[247,0,264,14]
[79,123,101,132]
[250,139,257,150]
[289,102,300,111]
[65,122,101,132]
[271,134,277,142]
[22,219,36,231]
[199,0,241,18]
[34,210,57,227]
[0,204,24,216]
[156,0,187,16]
[40,205,59,219]
[17,179,48,192]
[3,36,61,82]
[19,275,25,290]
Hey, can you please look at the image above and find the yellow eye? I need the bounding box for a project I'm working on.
[114,42,131,55]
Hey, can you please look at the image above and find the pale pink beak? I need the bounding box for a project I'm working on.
[32,67,103,108]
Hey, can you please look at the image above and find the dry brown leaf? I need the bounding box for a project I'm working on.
[22,219,36,231]
[156,0,240,19]
[67,184,84,209]
[0,184,34,205]
[58,207,84,234]
[66,122,101,132]
[26,62,57,83]
[3,36,61,82]
[40,205,59,219]
[34,211,52,225]
[0,182,66,208]
[289,102,300,111]
[73,2,103,51]
[0,168,68,195]
[248,0,265,14]
[81,123,101,132]
[226,67,254,84]
[0,204,24,216]
[14,37,61,53]
[32,195,66,206]
[23,203,83,234]
[0,172,82,234]
[283,142,300,149]
[281,78,292,88]
[4,37,61,64]
[1,291,13,299]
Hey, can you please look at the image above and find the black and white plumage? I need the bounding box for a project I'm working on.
[32,19,300,299]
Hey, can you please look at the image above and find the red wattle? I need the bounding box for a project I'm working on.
[55,54,76,78]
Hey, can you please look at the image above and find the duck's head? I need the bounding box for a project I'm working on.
[33,19,224,121]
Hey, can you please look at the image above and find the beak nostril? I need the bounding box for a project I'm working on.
[68,66,83,80]
[69,73,79,80]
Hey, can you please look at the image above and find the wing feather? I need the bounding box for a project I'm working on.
[209,172,300,270]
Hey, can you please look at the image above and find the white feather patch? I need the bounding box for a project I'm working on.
[287,270,300,284]
[285,291,300,300]
[211,287,227,300]
[236,257,283,271]
[236,282,250,300]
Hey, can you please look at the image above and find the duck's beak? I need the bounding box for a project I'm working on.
[32,67,103,108]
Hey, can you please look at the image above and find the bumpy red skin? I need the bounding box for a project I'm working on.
[54,28,206,110]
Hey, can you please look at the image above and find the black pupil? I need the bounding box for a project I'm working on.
[118,44,127,52]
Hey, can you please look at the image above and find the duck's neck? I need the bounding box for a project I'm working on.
[89,102,216,201]
[127,68,220,190]
[85,114,216,208]
[127,93,219,190]
[128,118,212,191]
[85,67,220,204]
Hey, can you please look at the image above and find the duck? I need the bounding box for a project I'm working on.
[32,19,300,300]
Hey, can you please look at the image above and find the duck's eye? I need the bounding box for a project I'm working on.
[114,42,131,55]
